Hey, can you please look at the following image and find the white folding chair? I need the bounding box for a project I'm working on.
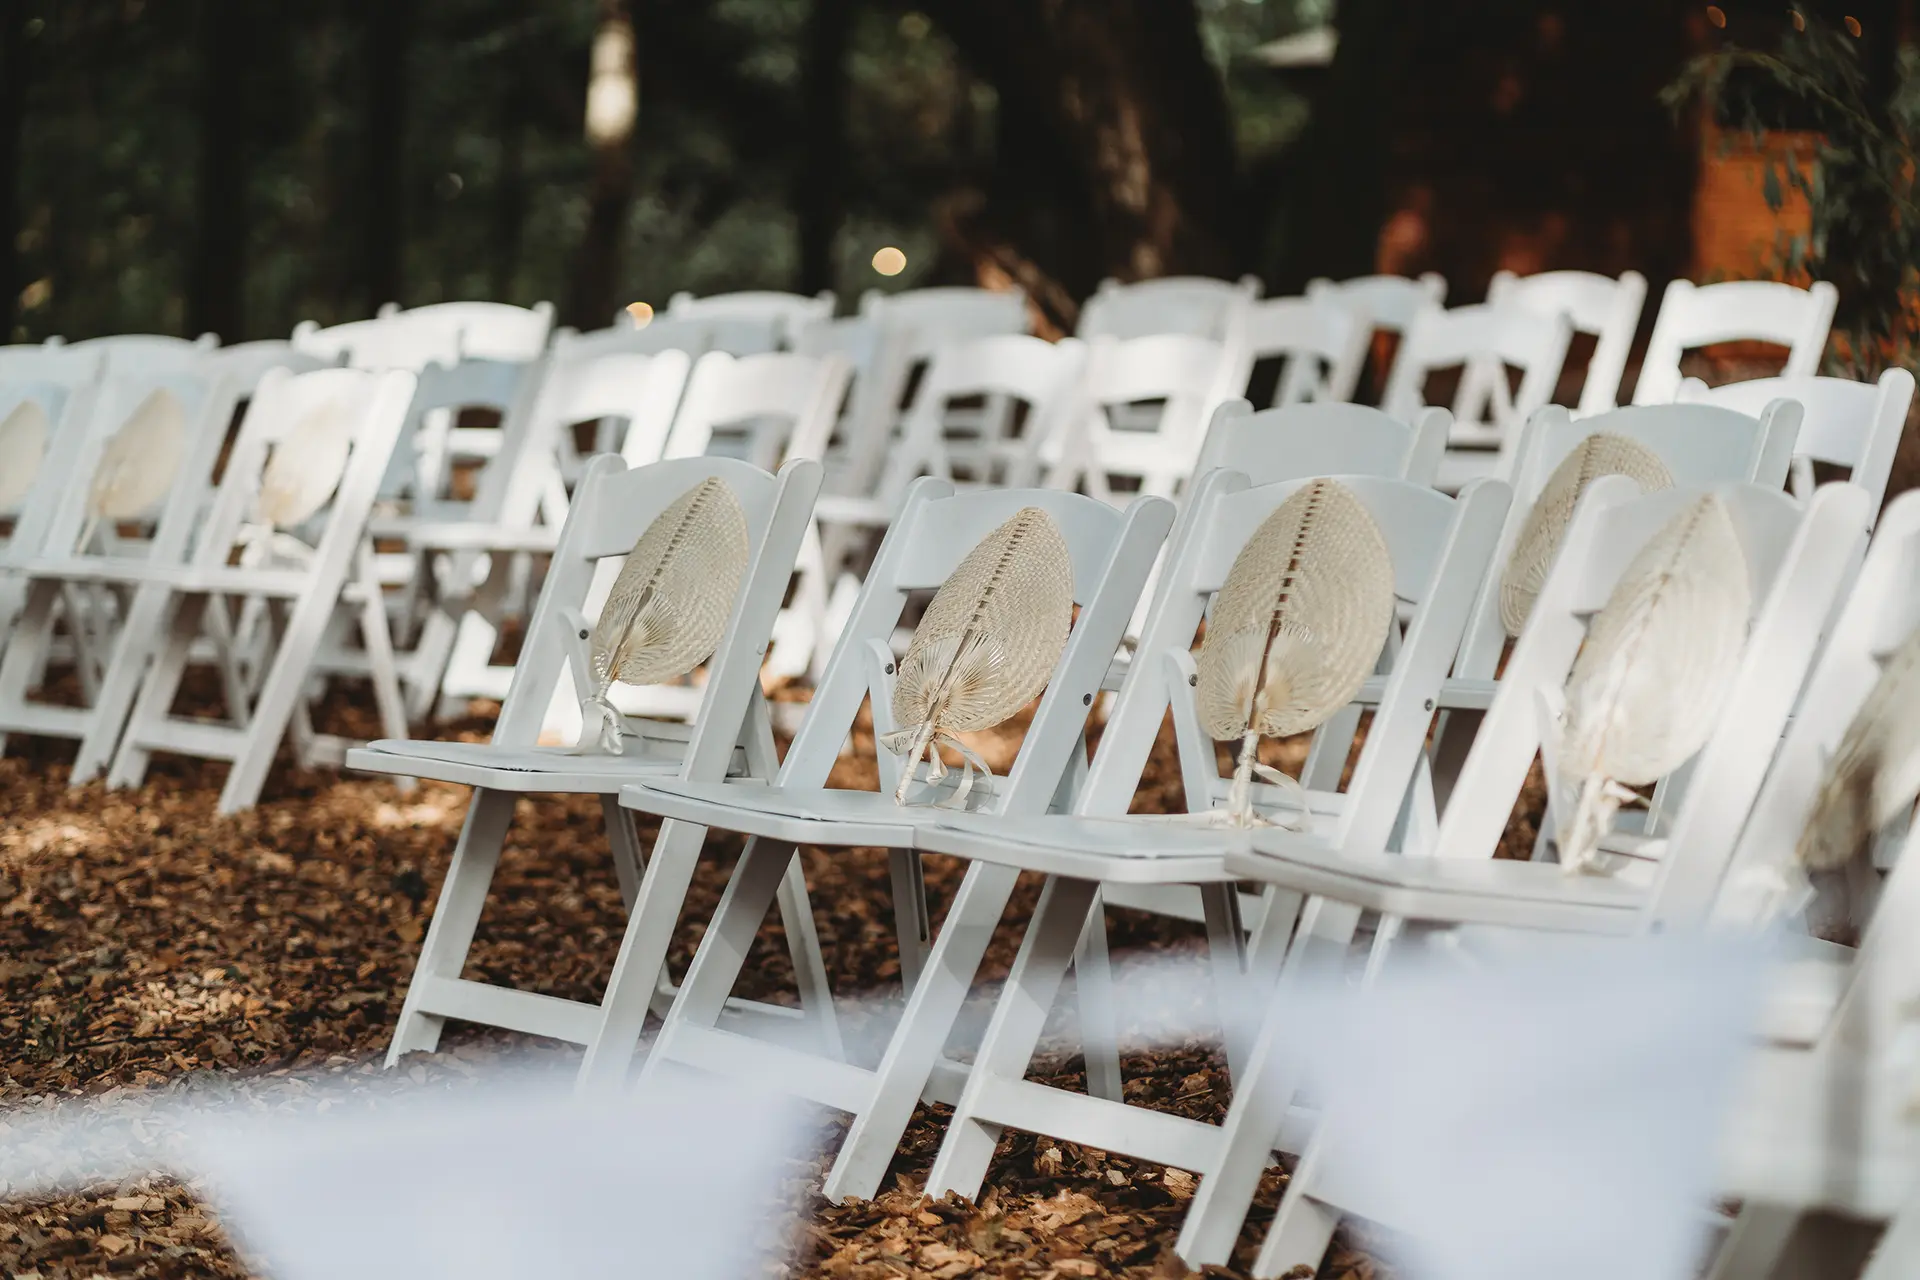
[1682,368,1915,519]
[664,289,835,350]
[1486,268,1647,415]
[350,453,835,1070]
[200,340,333,399]
[1698,490,1920,1277]
[424,349,695,717]
[1238,295,1370,406]
[372,300,555,362]
[292,315,460,372]
[1188,479,1870,1276]
[1633,279,1838,405]
[608,484,1175,1198]
[1382,301,1575,490]
[57,367,418,813]
[65,332,220,376]
[1306,271,1448,401]
[0,369,241,773]
[1076,275,1261,342]
[1035,333,1243,503]
[0,342,103,386]
[905,468,1508,1212]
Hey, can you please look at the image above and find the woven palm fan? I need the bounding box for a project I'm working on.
[1194,479,1397,829]
[1555,493,1750,874]
[1500,433,1673,637]
[572,476,748,755]
[1797,622,1920,874]
[0,399,51,511]
[241,399,358,567]
[78,388,187,551]
[883,506,1073,807]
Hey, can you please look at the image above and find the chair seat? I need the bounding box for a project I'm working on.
[5,556,312,597]
[623,778,991,848]
[1225,841,1650,934]
[347,738,693,792]
[917,813,1251,883]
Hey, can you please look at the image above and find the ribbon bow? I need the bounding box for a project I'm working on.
[571,691,628,757]
[880,721,995,810]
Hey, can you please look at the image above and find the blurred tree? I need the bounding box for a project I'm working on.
[362,0,415,311]
[566,0,638,328]
[1,0,25,341]
[190,0,250,340]
[796,0,851,296]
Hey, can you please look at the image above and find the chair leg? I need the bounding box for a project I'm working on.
[0,579,61,757]
[823,860,1023,1203]
[388,787,516,1063]
[108,592,207,791]
[1073,894,1124,1103]
[1199,881,1253,1078]
[71,585,171,784]
[1249,1133,1342,1279]
[1705,1205,1804,1280]
[927,874,1100,1201]
[889,848,932,996]
[218,590,341,814]
[575,818,738,1093]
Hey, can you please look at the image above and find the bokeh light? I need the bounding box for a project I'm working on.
[626,301,654,327]
[872,247,907,276]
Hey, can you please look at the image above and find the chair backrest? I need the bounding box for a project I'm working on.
[1085,471,1509,853]
[190,366,417,572]
[379,358,534,516]
[67,332,219,376]
[201,341,332,400]
[1713,489,1920,930]
[1076,275,1260,342]
[1487,269,1647,415]
[0,380,94,537]
[1437,480,1869,892]
[1194,399,1452,490]
[375,300,555,362]
[1680,368,1915,516]
[1307,272,1448,334]
[1382,301,1574,467]
[888,334,1088,494]
[1039,333,1237,502]
[496,454,823,759]
[35,369,237,562]
[1632,278,1838,405]
[1453,398,1804,684]
[662,351,851,471]
[292,316,461,372]
[775,482,1174,811]
[0,343,103,386]
[1239,296,1370,406]
[665,290,835,348]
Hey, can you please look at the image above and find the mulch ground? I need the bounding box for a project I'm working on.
[0,689,1540,1280]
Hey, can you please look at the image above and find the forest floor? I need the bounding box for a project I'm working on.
[0,689,1532,1280]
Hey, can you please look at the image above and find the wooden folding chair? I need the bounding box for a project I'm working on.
[904,468,1508,1216]
[350,453,834,1070]
[49,367,419,812]
[1633,279,1838,406]
[1190,479,1870,1277]
[0,367,241,773]
[610,482,1175,1199]
[1382,300,1575,490]
[1682,367,1916,520]
[1486,268,1647,415]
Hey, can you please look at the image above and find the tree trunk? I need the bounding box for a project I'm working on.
[0,0,27,341]
[795,0,850,298]
[361,0,413,313]
[565,0,638,329]
[916,0,1238,330]
[189,0,249,341]
[490,0,534,303]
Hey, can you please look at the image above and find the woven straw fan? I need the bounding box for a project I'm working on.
[1555,493,1750,874]
[883,506,1073,807]
[78,388,187,551]
[0,399,51,511]
[1501,433,1672,637]
[1797,621,1920,877]
[573,476,748,755]
[240,399,357,559]
[1194,479,1396,829]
